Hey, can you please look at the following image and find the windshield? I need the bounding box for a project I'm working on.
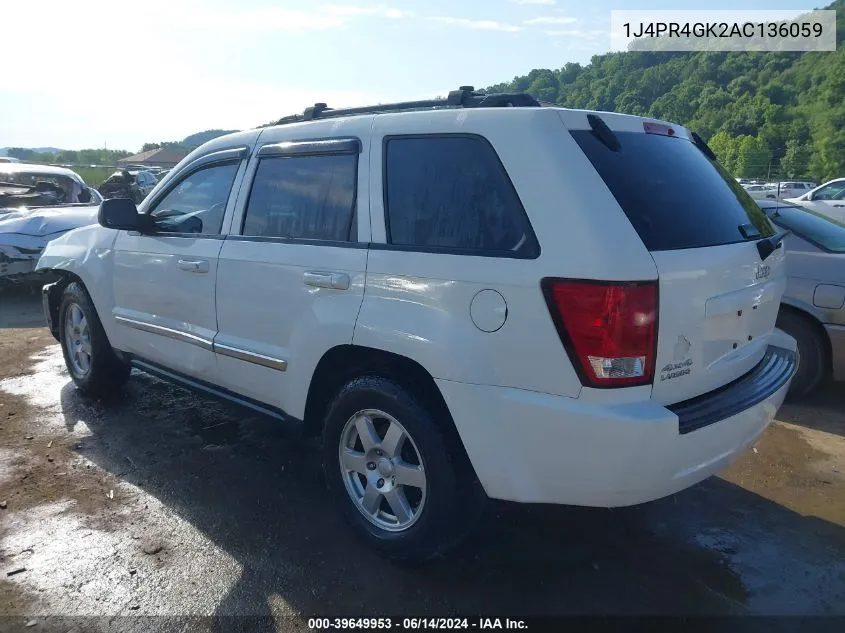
[766,204,845,253]
[571,130,774,251]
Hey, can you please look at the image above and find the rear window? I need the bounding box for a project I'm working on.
[767,204,845,253]
[571,130,774,251]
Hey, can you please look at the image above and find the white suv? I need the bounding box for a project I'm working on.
[36,87,797,560]
[772,181,815,200]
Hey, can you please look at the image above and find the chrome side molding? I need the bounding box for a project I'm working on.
[115,315,288,371]
[214,343,288,371]
[114,315,213,351]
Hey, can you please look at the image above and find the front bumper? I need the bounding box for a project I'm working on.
[826,324,845,382]
[437,344,796,507]
[0,241,45,283]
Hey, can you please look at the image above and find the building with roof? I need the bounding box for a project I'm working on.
[117,146,188,169]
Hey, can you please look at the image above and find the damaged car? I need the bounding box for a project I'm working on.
[98,168,157,204]
[0,164,102,285]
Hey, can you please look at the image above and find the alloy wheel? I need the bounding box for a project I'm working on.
[339,409,427,532]
[64,303,92,377]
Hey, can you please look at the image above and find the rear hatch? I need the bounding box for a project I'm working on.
[560,110,787,405]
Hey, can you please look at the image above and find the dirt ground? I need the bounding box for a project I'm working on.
[1,290,844,632]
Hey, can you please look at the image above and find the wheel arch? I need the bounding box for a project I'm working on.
[303,344,474,471]
[43,271,85,341]
[778,303,832,374]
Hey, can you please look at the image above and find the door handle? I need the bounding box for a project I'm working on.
[177,259,209,273]
[303,271,350,290]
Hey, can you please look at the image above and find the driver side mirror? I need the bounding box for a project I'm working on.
[98,198,155,233]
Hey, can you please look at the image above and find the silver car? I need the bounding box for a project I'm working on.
[1,164,102,285]
[757,199,845,396]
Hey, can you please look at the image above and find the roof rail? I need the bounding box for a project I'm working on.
[274,86,541,125]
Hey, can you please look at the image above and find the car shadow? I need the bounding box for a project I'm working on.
[57,371,845,628]
[778,382,845,437]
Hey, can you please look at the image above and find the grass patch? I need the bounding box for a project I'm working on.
[72,166,117,188]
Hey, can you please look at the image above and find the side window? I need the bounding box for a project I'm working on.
[148,161,240,235]
[383,135,538,257]
[241,154,357,241]
[815,183,845,200]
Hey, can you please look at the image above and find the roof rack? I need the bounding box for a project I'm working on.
[274,86,541,125]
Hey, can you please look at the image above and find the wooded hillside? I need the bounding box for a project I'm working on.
[488,0,845,181]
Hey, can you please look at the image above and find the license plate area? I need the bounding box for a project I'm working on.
[704,280,782,361]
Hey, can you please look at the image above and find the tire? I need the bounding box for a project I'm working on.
[322,376,484,562]
[776,310,827,398]
[58,282,131,398]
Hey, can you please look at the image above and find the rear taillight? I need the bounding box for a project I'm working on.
[542,279,658,388]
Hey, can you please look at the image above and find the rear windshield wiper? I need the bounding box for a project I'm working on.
[756,229,791,261]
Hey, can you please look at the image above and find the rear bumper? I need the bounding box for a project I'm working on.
[437,344,796,507]
[826,324,845,382]
[670,345,795,434]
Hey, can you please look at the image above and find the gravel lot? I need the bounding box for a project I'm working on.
[1,290,844,632]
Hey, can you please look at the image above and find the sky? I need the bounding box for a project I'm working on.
[0,0,824,152]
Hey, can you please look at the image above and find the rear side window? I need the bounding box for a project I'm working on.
[767,204,845,253]
[242,154,357,241]
[384,135,539,257]
[571,130,774,251]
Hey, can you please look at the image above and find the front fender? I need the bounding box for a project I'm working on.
[36,225,119,341]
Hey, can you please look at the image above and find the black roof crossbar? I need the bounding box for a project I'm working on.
[275,86,541,125]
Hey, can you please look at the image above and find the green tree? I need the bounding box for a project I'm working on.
[809,121,845,182]
[735,135,772,179]
[707,131,739,173]
[6,148,37,161]
[484,0,845,182]
[524,69,559,103]
[779,139,811,178]
[55,150,78,164]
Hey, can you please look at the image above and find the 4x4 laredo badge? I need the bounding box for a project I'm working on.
[660,359,693,381]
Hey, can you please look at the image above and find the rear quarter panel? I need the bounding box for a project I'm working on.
[355,108,657,398]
